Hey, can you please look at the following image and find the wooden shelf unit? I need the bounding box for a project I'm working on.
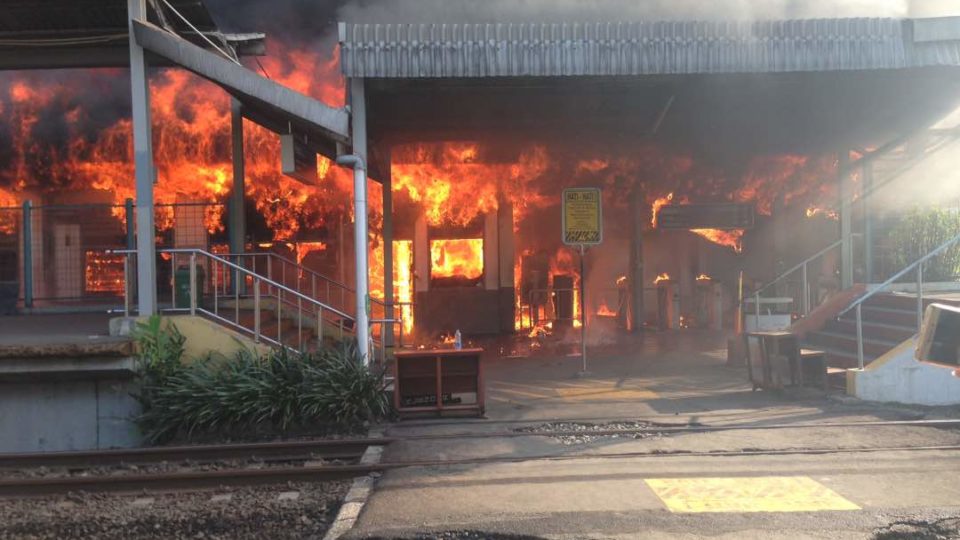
[393,348,485,417]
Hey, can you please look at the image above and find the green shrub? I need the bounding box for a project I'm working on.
[884,207,960,282]
[300,341,391,427]
[135,339,389,443]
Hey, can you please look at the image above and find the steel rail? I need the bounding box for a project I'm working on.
[3,443,960,497]
[0,438,392,469]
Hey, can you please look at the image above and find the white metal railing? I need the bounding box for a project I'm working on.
[112,248,400,363]
[227,251,354,317]
[746,239,844,322]
[838,231,960,370]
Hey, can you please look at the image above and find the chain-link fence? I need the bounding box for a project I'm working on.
[0,200,226,309]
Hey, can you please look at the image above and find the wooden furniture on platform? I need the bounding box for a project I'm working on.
[744,331,827,391]
[393,348,485,417]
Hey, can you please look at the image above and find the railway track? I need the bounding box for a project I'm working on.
[2,442,960,497]
[1,418,958,497]
[0,438,392,469]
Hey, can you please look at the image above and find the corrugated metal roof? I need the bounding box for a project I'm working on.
[338,17,960,78]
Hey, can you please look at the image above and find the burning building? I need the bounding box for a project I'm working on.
[3,6,960,351]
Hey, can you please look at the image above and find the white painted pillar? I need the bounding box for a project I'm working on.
[348,78,370,363]
[128,0,157,315]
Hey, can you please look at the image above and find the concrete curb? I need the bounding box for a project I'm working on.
[322,427,386,540]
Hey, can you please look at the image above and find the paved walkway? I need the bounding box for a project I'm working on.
[349,330,960,539]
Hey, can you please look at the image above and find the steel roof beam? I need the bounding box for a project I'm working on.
[132,19,350,146]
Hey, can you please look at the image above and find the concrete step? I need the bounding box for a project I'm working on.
[839,305,920,328]
[804,331,900,358]
[863,292,960,312]
[823,319,916,343]
[806,346,877,369]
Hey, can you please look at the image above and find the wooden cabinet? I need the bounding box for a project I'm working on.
[394,348,484,417]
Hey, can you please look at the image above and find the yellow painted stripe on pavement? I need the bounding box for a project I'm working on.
[645,476,860,513]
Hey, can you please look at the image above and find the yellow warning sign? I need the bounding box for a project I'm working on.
[562,188,602,245]
[645,476,860,513]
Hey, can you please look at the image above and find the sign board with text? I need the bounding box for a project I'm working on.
[280,132,317,184]
[562,187,603,246]
[657,203,755,230]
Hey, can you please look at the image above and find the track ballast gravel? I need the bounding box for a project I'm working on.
[0,480,348,540]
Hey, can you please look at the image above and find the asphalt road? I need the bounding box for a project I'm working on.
[348,446,960,539]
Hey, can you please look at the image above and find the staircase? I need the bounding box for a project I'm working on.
[804,293,960,368]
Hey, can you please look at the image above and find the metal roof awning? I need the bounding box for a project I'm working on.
[132,20,350,154]
[0,0,264,69]
[339,17,960,79]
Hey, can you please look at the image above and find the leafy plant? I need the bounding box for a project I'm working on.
[135,339,389,443]
[300,341,391,427]
[884,206,960,282]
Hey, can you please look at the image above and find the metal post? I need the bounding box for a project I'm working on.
[856,304,864,370]
[129,0,157,315]
[229,98,246,296]
[802,262,810,316]
[863,161,874,283]
[754,292,760,325]
[839,150,854,289]
[917,264,923,333]
[383,147,394,347]
[317,306,323,344]
[123,254,130,317]
[21,200,33,309]
[189,252,197,316]
[579,244,587,373]
[253,278,261,343]
[125,198,135,250]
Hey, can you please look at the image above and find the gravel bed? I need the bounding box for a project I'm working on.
[0,457,351,481]
[365,532,545,540]
[513,421,666,445]
[0,480,349,540]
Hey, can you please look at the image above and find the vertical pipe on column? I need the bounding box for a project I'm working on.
[22,200,33,309]
[129,0,157,315]
[348,77,370,364]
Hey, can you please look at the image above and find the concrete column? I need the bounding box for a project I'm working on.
[483,212,499,291]
[629,188,644,333]
[839,150,853,289]
[229,98,246,257]
[414,216,429,293]
[382,148,394,346]
[497,199,515,333]
[128,0,157,315]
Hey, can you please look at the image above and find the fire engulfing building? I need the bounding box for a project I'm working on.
[336,18,960,339]
[3,11,960,344]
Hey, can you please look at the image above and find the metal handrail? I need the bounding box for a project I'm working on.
[225,251,354,293]
[750,240,843,299]
[111,248,402,361]
[838,231,960,370]
[743,239,845,322]
[154,248,354,321]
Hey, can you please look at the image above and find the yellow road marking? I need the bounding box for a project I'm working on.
[645,477,860,513]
